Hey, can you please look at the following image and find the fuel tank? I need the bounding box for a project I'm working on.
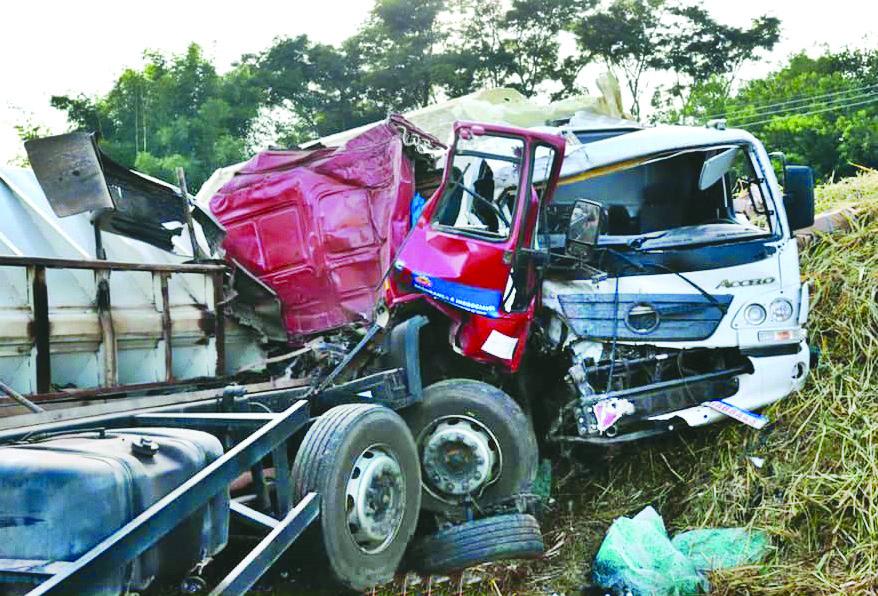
[0,428,229,594]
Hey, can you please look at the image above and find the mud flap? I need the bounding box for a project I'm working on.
[381,315,429,402]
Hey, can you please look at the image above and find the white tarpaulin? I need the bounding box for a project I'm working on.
[313,73,632,148]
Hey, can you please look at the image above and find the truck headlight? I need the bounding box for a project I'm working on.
[744,303,767,325]
[770,298,794,322]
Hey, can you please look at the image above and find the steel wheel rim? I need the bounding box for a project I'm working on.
[345,444,406,554]
[418,415,502,505]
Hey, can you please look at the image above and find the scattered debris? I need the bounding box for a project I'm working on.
[704,399,769,430]
[747,455,766,469]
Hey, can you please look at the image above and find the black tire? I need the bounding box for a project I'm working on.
[402,379,539,515]
[291,404,421,592]
[408,514,544,574]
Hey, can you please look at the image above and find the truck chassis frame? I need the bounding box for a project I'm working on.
[0,293,422,595]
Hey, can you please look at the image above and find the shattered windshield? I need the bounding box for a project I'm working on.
[548,144,774,249]
[433,134,524,240]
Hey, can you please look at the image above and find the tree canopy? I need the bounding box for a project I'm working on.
[36,0,801,190]
[659,48,878,180]
[52,44,262,187]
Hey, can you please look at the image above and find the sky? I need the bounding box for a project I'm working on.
[1,0,875,164]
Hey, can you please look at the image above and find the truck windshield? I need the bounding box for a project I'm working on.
[433,134,524,240]
[548,144,774,249]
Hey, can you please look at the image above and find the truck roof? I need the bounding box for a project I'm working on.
[557,125,758,181]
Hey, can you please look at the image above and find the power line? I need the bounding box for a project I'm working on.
[738,95,878,127]
[736,95,878,127]
[728,84,878,120]
[704,81,878,120]
[727,89,878,123]
[702,81,878,121]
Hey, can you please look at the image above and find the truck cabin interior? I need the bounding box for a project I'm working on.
[433,135,524,240]
[545,144,774,253]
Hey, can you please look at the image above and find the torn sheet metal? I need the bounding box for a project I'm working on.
[209,118,428,339]
[24,132,228,254]
[25,132,191,251]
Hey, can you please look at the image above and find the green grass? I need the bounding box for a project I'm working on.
[382,171,878,595]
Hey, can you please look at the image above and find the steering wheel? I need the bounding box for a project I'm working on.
[454,182,511,227]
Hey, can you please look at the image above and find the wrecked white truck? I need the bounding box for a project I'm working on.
[0,113,814,593]
[525,122,815,444]
[209,116,814,516]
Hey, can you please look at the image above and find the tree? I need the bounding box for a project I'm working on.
[445,0,591,98]
[659,5,780,112]
[352,0,449,110]
[441,0,510,94]
[660,49,878,181]
[571,0,666,117]
[502,0,593,97]
[572,0,780,118]
[37,0,803,188]
[52,44,263,190]
[247,35,384,144]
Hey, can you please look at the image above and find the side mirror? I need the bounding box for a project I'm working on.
[566,199,604,257]
[783,165,815,231]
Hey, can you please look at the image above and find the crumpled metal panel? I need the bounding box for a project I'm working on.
[209,122,416,339]
[25,132,189,251]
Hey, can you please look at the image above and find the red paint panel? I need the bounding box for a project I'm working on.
[455,305,534,371]
[388,121,566,371]
[224,221,265,271]
[318,190,376,253]
[259,208,306,269]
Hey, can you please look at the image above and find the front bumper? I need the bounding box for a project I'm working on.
[650,339,809,428]
[548,340,811,446]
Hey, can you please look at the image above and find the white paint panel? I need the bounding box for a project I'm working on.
[481,330,518,360]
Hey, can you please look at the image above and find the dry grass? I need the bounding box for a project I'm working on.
[814,168,878,213]
[382,170,878,595]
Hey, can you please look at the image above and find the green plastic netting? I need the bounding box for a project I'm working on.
[592,506,769,595]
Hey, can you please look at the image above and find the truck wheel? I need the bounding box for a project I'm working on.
[291,404,421,592]
[402,379,538,515]
[408,514,544,574]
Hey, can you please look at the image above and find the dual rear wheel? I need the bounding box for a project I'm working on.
[290,380,540,590]
[291,404,420,591]
[402,379,539,517]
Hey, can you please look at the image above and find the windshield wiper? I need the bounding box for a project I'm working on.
[606,247,729,315]
[627,230,670,250]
